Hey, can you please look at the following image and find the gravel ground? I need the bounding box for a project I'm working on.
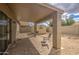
[61,34,79,55]
[49,34,79,55]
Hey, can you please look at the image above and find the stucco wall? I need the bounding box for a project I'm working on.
[61,26,79,35]
[32,25,79,35]
[16,23,31,39]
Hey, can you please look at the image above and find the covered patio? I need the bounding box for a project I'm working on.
[0,3,64,55]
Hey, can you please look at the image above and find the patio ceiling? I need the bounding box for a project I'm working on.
[7,3,64,22]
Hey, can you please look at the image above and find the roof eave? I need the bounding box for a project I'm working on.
[38,3,64,14]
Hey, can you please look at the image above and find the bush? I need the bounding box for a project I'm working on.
[62,17,75,26]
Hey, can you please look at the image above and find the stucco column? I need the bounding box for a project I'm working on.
[34,22,37,37]
[11,20,17,44]
[53,12,61,49]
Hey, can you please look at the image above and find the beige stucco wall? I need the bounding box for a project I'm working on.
[16,22,31,39]
[37,26,47,34]
[61,26,79,35]
[32,25,79,35]
[28,25,47,34]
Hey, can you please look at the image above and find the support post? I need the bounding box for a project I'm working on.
[34,22,37,37]
[53,12,61,49]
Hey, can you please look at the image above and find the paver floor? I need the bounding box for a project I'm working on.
[8,38,40,55]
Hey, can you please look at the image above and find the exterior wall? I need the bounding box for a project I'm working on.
[32,25,79,35]
[37,26,47,34]
[16,22,31,39]
[61,26,79,35]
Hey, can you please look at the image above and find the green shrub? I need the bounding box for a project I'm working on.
[62,17,75,26]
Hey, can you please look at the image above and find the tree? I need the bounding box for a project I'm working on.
[66,16,75,25]
[62,16,75,26]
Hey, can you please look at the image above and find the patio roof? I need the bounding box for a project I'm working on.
[0,3,64,23]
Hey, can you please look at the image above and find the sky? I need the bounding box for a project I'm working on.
[62,12,79,22]
[69,13,79,21]
[50,3,79,22]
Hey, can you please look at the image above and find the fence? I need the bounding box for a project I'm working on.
[61,25,79,35]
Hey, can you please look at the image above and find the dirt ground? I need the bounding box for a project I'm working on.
[61,34,79,55]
